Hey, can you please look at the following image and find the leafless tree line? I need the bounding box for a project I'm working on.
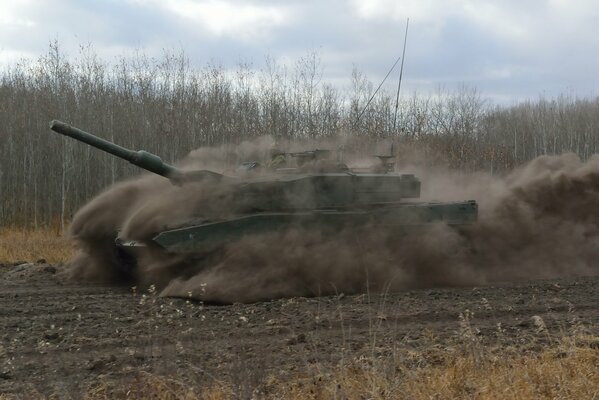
[1,43,598,228]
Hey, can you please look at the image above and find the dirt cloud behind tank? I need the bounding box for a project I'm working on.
[56,121,599,303]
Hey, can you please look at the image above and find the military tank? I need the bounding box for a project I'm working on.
[50,120,477,262]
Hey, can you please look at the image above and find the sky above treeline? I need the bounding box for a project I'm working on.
[1,0,597,104]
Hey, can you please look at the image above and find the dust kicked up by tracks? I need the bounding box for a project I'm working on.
[64,141,599,303]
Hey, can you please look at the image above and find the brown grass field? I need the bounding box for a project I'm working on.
[79,340,599,399]
[0,227,72,264]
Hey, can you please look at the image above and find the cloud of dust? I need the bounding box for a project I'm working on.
[65,137,599,303]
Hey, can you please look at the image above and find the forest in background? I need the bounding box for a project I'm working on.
[2,43,599,228]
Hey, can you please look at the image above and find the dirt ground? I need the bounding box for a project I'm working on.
[1,261,598,398]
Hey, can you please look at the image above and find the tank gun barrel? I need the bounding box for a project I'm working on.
[50,120,188,183]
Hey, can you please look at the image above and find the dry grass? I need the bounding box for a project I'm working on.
[1,337,596,400]
[0,226,72,264]
[78,336,599,400]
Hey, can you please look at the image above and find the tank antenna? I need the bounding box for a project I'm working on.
[393,18,409,133]
[356,18,410,130]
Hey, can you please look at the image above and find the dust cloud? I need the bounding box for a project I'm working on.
[65,137,599,303]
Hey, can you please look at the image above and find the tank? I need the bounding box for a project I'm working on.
[50,120,477,258]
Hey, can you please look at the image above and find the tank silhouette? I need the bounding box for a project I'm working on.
[50,120,477,258]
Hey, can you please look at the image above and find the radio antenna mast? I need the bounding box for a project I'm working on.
[355,55,401,126]
[355,18,410,131]
[393,18,409,133]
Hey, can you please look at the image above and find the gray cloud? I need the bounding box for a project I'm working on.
[0,0,597,103]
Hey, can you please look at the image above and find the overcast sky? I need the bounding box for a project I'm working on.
[1,0,597,104]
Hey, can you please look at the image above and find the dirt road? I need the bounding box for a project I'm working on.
[1,262,598,397]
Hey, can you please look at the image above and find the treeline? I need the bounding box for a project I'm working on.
[1,43,599,228]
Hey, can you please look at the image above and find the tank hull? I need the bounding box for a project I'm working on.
[117,200,477,254]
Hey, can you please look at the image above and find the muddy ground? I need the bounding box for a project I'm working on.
[1,261,598,398]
